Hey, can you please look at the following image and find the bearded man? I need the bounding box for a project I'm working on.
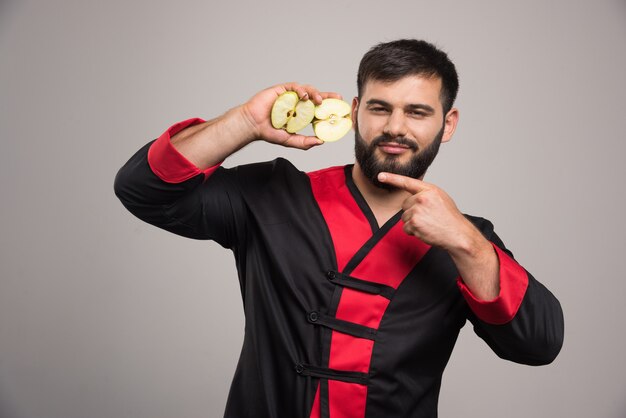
[114,38,564,418]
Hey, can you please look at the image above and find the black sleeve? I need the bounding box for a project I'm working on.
[464,217,565,366]
[113,140,246,249]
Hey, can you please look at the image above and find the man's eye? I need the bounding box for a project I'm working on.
[370,107,387,112]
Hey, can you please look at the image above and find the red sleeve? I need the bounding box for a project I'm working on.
[456,242,529,325]
[147,118,222,183]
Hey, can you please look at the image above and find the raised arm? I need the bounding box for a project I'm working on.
[113,83,341,247]
[168,82,338,170]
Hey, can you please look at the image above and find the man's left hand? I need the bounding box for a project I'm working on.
[377,172,477,252]
[378,171,500,299]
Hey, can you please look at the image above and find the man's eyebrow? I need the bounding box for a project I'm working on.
[365,99,435,114]
[406,103,436,114]
[366,99,392,108]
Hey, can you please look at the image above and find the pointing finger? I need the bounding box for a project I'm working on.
[377,172,428,194]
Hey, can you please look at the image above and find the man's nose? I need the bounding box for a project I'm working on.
[383,110,408,138]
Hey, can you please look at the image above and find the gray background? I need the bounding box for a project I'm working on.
[1,0,625,417]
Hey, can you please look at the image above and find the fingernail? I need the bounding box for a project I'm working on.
[378,173,387,181]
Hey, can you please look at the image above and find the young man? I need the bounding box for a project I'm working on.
[114,39,564,418]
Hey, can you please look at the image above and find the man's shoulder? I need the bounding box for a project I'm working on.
[222,158,343,194]
[218,157,301,184]
[228,158,348,182]
[228,157,298,174]
[306,164,350,192]
[306,164,347,178]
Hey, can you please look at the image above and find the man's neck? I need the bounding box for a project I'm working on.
[351,163,413,226]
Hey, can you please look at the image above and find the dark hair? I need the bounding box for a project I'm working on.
[357,39,459,114]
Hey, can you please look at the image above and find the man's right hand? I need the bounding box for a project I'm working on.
[240,82,344,150]
[169,82,343,170]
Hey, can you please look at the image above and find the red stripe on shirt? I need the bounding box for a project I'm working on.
[456,242,529,324]
[308,167,431,418]
[147,118,221,183]
[307,166,373,272]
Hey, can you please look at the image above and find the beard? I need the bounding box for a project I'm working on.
[354,123,444,191]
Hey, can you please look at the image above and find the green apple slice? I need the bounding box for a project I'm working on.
[271,91,298,129]
[285,99,315,133]
[270,91,315,133]
[313,98,352,142]
[313,118,352,142]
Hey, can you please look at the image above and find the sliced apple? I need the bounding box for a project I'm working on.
[313,98,352,142]
[271,91,315,133]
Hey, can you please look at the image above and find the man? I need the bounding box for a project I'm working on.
[114,39,564,418]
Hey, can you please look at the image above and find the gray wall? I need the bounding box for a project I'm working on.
[1,0,625,417]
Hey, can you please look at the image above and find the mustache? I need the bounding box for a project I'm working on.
[371,135,418,151]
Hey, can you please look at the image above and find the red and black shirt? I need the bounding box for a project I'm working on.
[114,118,564,418]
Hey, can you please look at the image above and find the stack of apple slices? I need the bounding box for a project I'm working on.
[271,92,352,142]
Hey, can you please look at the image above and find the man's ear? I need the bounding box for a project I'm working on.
[442,107,459,143]
[351,97,359,126]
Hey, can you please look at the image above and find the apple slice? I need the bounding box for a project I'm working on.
[271,91,315,133]
[313,98,352,142]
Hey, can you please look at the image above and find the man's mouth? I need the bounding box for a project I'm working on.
[378,142,412,155]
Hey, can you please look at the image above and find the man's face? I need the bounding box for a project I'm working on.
[352,75,457,190]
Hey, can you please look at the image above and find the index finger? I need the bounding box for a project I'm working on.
[319,91,344,101]
[377,172,428,194]
[279,82,323,104]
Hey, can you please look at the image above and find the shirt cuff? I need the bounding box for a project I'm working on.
[456,242,529,325]
[147,117,222,183]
